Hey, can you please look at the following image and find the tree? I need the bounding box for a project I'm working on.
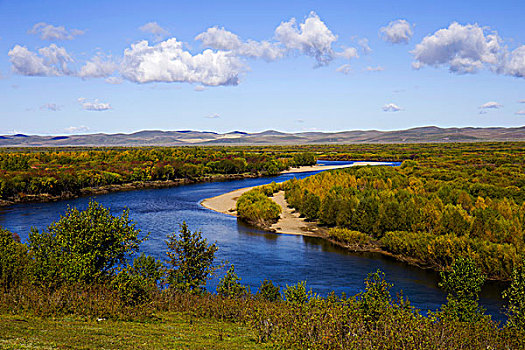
[29,200,143,288]
[256,279,282,302]
[284,281,312,304]
[216,264,248,298]
[439,257,486,322]
[503,259,525,330]
[166,222,218,293]
[0,227,30,291]
[359,270,393,320]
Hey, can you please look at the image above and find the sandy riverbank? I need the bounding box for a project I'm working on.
[200,161,392,236]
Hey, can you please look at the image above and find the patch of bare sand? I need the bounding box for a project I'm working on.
[269,191,324,237]
[200,186,255,216]
[280,161,392,174]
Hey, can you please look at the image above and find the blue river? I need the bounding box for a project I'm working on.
[0,161,507,321]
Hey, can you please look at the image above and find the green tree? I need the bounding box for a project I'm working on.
[0,228,30,291]
[166,222,218,294]
[216,264,248,298]
[359,270,393,320]
[29,200,143,288]
[284,281,312,304]
[256,279,282,302]
[439,257,486,322]
[503,259,525,330]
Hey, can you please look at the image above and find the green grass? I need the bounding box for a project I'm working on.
[0,313,269,350]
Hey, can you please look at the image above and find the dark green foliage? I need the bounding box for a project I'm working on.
[301,191,320,220]
[0,227,30,291]
[503,259,525,330]
[166,222,218,294]
[256,279,282,302]
[28,200,143,289]
[284,281,312,304]
[439,257,486,322]
[216,265,248,298]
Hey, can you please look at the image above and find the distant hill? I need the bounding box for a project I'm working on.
[1,126,524,147]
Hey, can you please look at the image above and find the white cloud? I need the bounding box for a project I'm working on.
[40,103,62,111]
[366,66,384,72]
[139,22,170,42]
[8,44,73,76]
[336,64,352,74]
[515,110,525,115]
[500,45,525,78]
[519,99,525,103]
[78,97,112,111]
[105,76,123,84]
[479,101,503,109]
[275,11,337,66]
[29,22,84,41]
[382,103,403,112]
[411,22,502,74]
[195,26,286,61]
[78,55,117,78]
[120,38,245,86]
[64,125,90,134]
[336,47,359,60]
[357,38,372,54]
[205,113,220,119]
[380,19,413,44]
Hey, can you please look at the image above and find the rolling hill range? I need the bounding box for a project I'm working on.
[1,126,524,147]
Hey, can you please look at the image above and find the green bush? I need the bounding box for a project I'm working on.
[256,279,282,302]
[216,265,248,298]
[0,227,30,291]
[166,222,218,294]
[328,228,371,246]
[284,281,312,305]
[28,200,143,289]
[236,189,281,227]
[503,259,525,330]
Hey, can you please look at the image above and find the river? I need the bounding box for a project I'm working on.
[0,161,507,321]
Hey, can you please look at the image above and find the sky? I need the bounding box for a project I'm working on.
[0,0,524,135]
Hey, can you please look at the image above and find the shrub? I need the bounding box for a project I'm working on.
[256,279,282,302]
[166,222,217,294]
[439,257,486,322]
[0,227,30,291]
[284,281,312,305]
[503,259,525,330]
[28,200,143,289]
[216,265,248,298]
[236,189,281,227]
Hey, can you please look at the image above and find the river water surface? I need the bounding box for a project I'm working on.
[0,161,507,321]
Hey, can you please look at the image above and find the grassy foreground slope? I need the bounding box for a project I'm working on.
[0,313,265,350]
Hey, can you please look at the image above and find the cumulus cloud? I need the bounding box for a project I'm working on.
[380,19,413,44]
[382,103,403,112]
[8,44,73,76]
[64,125,90,134]
[40,103,62,111]
[78,97,112,111]
[411,22,503,74]
[120,38,245,86]
[275,11,338,66]
[515,110,525,115]
[337,47,359,60]
[29,22,84,41]
[78,55,118,78]
[366,66,384,72]
[479,101,503,109]
[139,22,170,41]
[500,45,525,78]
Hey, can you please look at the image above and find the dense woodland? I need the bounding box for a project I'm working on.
[280,143,525,280]
[0,147,316,202]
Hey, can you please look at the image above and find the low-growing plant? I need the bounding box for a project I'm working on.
[284,281,312,305]
[256,279,282,302]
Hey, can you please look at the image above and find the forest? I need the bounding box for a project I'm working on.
[0,147,316,204]
[279,142,525,280]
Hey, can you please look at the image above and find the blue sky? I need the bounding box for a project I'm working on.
[0,0,523,135]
